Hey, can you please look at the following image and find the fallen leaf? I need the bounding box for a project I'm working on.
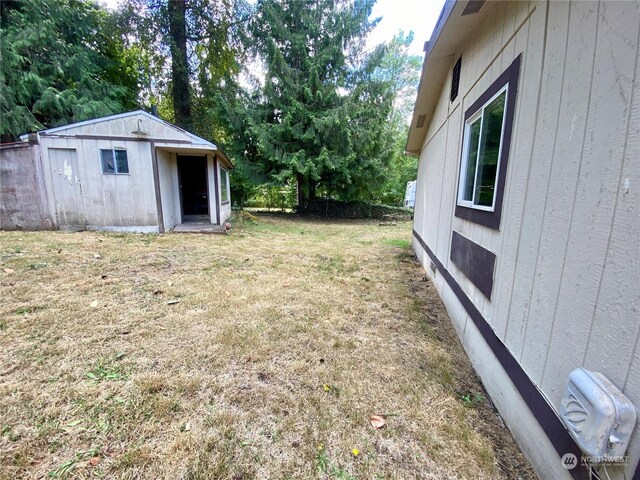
[3,268,14,274]
[90,300,99,308]
[94,254,101,259]
[167,280,173,287]
[158,326,166,331]
[88,457,100,467]
[166,300,180,305]
[370,415,386,429]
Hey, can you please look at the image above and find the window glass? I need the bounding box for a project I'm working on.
[115,149,129,174]
[220,168,229,202]
[101,149,115,174]
[474,91,505,206]
[462,119,481,202]
[459,88,507,209]
[101,148,128,174]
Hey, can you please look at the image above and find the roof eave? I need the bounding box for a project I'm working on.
[405,0,489,154]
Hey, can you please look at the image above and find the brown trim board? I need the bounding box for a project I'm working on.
[455,54,521,231]
[450,231,495,299]
[412,229,590,479]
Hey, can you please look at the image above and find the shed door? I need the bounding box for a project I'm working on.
[177,155,209,222]
[48,148,84,226]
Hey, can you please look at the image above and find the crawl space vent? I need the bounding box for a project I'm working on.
[429,261,437,275]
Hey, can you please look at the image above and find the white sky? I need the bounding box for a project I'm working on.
[101,0,446,57]
[368,0,446,56]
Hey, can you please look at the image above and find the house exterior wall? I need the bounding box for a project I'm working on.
[38,135,159,232]
[0,142,52,230]
[411,1,640,478]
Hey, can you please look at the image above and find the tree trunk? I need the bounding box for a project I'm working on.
[168,0,191,130]
[297,173,306,211]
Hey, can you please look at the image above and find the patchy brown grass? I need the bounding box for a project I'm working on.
[0,215,535,480]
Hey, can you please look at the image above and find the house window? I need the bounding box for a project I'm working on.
[455,54,521,230]
[101,149,129,174]
[458,86,507,209]
[220,168,229,203]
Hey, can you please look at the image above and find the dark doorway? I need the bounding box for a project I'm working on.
[177,155,209,222]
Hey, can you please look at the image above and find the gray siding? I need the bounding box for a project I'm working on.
[39,136,159,229]
[0,142,51,230]
[412,1,640,477]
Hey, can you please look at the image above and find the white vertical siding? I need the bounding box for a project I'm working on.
[157,149,178,231]
[521,0,601,384]
[39,137,159,229]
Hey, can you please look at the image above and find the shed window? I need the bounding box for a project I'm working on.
[454,54,521,230]
[101,149,129,174]
[458,87,507,209]
[220,168,230,203]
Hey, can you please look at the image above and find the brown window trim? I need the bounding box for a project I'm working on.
[455,54,521,230]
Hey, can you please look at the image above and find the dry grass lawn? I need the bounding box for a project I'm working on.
[0,215,535,479]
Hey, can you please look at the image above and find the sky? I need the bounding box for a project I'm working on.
[100,0,446,58]
[368,0,446,56]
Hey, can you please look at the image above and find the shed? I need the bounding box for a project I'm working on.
[406,1,639,479]
[1,110,233,233]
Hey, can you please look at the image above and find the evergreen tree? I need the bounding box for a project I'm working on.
[0,0,141,141]
[245,0,397,208]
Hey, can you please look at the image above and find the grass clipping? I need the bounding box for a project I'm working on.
[0,215,535,479]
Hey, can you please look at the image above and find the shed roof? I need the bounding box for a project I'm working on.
[405,0,490,154]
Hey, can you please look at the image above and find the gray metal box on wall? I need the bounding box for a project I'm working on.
[560,368,637,459]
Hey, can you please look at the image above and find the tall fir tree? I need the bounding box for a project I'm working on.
[245,0,397,207]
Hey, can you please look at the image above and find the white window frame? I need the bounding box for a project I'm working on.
[100,148,129,175]
[457,84,509,212]
[220,168,230,203]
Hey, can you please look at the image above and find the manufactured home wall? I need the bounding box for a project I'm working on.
[38,136,159,231]
[0,142,52,230]
[412,1,640,478]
